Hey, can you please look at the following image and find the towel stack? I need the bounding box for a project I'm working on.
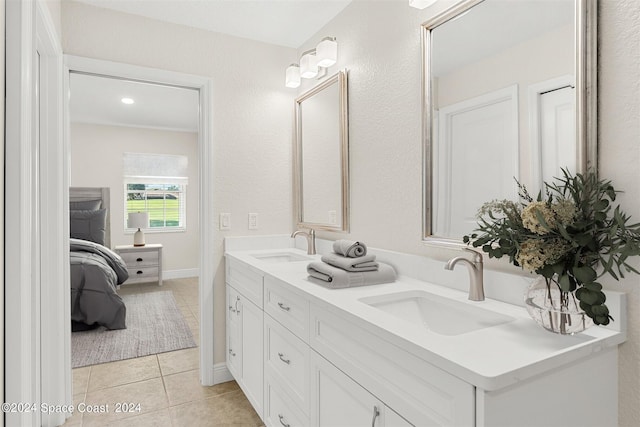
[307,240,397,289]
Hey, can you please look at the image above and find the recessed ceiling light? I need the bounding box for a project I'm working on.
[121,97,135,105]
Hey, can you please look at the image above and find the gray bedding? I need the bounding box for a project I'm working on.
[70,238,129,330]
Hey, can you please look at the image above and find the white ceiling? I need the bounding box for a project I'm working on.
[70,0,353,131]
[432,0,574,76]
[74,0,353,48]
[70,72,200,132]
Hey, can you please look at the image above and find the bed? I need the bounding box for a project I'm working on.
[70,187,128,330]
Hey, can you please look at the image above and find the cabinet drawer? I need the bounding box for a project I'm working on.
[310,304,474,426]
[126,267,159,282]
[227,258,264,307]
[265,315,310,415]
[264,276,309,342]
[120,251,159,267]
[264,380,309,427]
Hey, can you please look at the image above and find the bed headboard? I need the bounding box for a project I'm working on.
[69,187,111,248]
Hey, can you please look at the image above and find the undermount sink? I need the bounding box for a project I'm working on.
[359,290,515,336]
[251,252,312,263]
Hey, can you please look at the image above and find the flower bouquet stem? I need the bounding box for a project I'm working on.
[525,275,592,334]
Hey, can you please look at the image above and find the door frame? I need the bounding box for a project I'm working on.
[528,75,575,190]
[5,0,65,425]
[64,55,217,387]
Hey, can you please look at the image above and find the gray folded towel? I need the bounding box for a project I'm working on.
[321,253,378,272]
[333,239,367,258]
[307,261,396,289]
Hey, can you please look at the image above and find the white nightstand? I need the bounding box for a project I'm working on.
[114,244,163,286]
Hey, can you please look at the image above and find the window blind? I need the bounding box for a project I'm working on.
[123,152,189,185]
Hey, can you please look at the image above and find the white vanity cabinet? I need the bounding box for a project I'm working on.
[226,285,242,379]
[225,249,621,427]
[311,350,412,427]
[263,276,312,426]
[310,304,475,426]
[225,259,264,419]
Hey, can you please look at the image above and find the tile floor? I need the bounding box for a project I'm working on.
[65,277,262,427]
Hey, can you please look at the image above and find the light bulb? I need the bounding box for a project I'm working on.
[409,0,437,9]
[285,64,301,88]
[316,38,337,68]
[300,53,318,79]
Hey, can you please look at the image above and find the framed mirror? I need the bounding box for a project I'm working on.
[422,0,597,245]
[294,70,349,232]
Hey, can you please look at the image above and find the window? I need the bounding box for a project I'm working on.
[125,183,186,230]
[123,152,189,232]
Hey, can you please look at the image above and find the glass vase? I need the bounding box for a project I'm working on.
[524,275,593,335]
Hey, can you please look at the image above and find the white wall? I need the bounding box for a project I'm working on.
[70,123,199,273]
[296,0,446,254]
[599,1,640,424]
[62,0,295,365]
[42,0,61,41]
[298,1,640,425]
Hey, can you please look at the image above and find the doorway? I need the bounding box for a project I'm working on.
[67,70,203,422]
[62,56,217,422]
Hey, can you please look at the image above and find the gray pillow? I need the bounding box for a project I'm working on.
[70,199,102,211]
[70,209,107,246]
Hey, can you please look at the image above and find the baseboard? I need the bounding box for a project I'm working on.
[212,362,234,384]
[163,268,199,280]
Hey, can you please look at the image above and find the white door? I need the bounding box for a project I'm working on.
[435,85,519,239]
[539,86,576,184]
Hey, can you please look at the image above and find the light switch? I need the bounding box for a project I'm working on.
[248,213,258,230]
[220,213,231,230]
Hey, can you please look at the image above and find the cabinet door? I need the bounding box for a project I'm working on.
[227,286,242,379]
[241,296,264,418]
[312,351,383,427]
[385,408,414,427]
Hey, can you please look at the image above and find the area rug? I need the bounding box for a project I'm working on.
[72,291,196,368]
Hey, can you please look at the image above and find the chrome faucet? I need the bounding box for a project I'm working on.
[291,228,316,255]
[444,248,485,301]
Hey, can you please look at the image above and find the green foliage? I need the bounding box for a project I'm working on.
[464,169,640,326]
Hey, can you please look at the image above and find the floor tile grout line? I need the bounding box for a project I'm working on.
[71,278,200,426]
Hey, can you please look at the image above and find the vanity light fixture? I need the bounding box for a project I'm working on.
[409,0,437,9]
[285,37,338,88]
[121,97,135,105]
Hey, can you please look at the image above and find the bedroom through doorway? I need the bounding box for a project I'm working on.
[67,70,204,421]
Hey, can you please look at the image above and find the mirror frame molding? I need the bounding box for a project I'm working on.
[421,0,598,246]
[294,69,350,232]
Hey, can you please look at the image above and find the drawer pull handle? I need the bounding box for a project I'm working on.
[136,258,143,262]
[278,414,290,427]
[371,406,380,427]
[228,305,236,313]
[228,349,236,357]
[136,271,143,275]
[278,352,291,364]
[277,302,291,311]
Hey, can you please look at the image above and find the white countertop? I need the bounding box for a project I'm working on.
[225,247,626,391]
